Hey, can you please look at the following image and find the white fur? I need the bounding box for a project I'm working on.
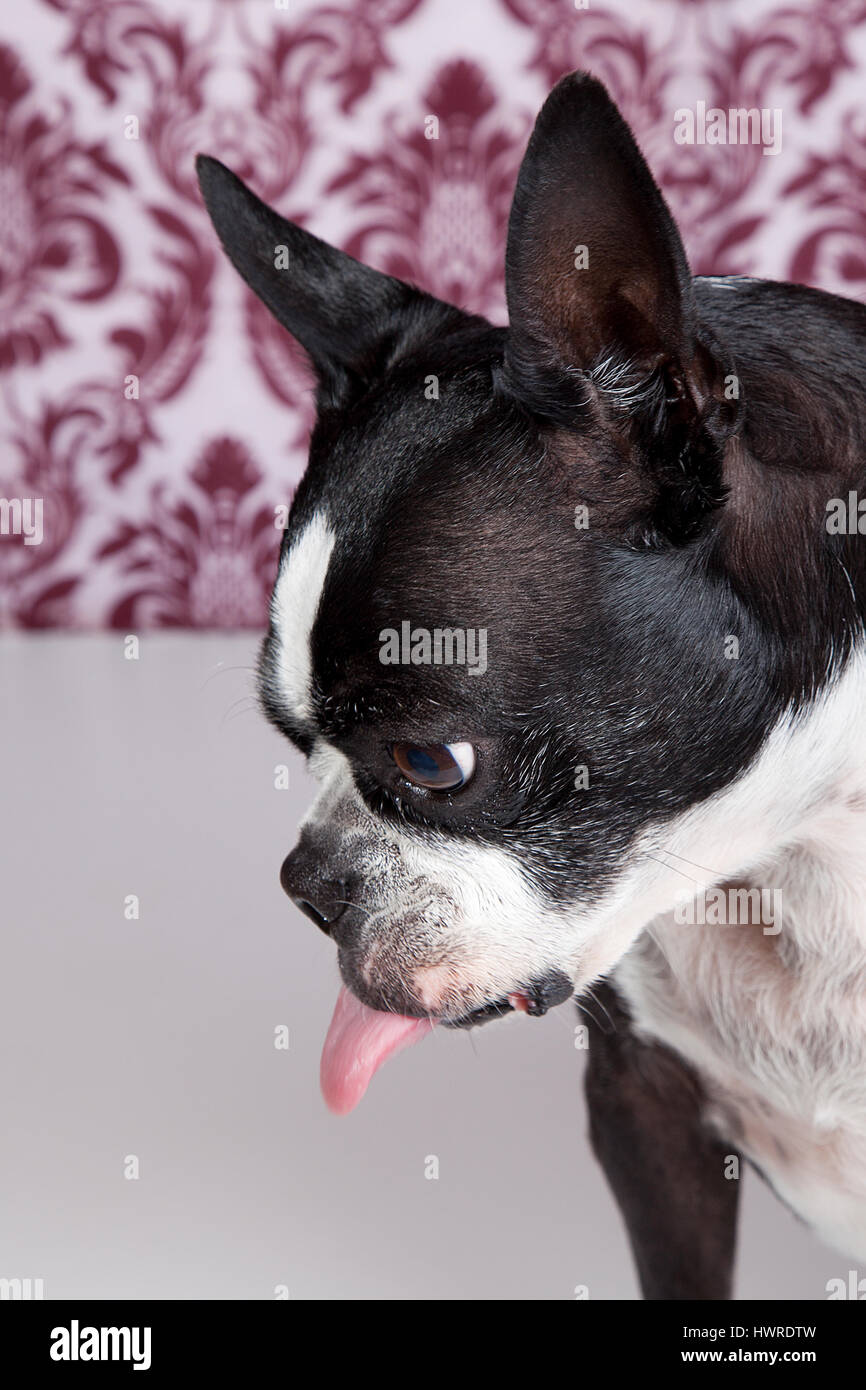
[586,351,662,411]
[269,514,335,721]
[615,652,866,1260]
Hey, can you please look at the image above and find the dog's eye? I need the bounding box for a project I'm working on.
[391,741,476,792]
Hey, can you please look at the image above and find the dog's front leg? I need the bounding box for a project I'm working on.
[581,982,740,1300]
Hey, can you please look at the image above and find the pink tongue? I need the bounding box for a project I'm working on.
[320,987,434,1115]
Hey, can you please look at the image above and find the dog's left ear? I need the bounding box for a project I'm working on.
[196,155,459,407]
[503,73,734,541]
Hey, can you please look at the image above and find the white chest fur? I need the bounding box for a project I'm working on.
[615,777,866,1261]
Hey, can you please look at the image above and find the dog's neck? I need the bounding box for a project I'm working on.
[615,647,866,1096]
[664,643,866,924]
[578,646,866,984]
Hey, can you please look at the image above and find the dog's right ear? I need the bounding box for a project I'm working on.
[196,155,446,406]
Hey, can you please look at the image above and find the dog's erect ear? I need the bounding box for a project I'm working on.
[503,72,707,423]
[503,72,736,545]
[196,155,448,404]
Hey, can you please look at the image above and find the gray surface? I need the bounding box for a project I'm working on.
[0,634,846,1299]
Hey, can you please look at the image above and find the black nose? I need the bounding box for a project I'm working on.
[279,846,349,936]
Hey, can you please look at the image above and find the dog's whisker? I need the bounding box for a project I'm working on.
[581,985,616,1034]
[643,850,709,889]
[650,846,733,882]
[199,662,259,694]
[219,697,261,726]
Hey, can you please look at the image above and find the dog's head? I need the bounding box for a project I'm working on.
[197,73,821,1109]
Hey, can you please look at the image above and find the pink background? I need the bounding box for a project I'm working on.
[3,0,866,629]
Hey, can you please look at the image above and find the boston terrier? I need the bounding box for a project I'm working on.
[196,72,866,1300]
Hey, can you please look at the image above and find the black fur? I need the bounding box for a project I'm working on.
[582,982,741,1300]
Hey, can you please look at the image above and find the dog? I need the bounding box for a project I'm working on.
[197,71,866,1300]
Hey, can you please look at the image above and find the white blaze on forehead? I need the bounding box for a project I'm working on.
[270,513,336,722]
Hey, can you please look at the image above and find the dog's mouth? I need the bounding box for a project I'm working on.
[320,974,573,1115]
[442,981,567,1029]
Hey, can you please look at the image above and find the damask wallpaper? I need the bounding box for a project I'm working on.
[2,0,865,627]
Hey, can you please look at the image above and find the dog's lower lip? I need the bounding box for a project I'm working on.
[441,976,573,1028]
[441,998,513,1029]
